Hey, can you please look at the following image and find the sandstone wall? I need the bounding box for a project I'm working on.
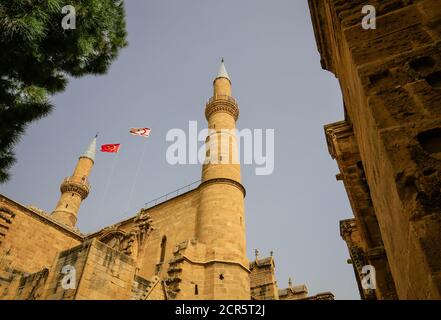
[0,195,82,275]
[310,0,441,299]
[249,257,279,300]
[326,121,398,299]
[113,189,200,280]
[45,239,136,300]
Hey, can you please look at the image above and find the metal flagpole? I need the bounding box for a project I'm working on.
[124,137,149,214]
[99,149,120,215]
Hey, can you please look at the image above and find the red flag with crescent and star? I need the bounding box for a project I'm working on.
[100,144,121,153]
[130,127,151,137]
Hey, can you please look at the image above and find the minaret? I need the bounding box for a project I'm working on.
[52,136,96,228]
[197,59,249,299]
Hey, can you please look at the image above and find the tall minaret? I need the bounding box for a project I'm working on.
[197,59,250,299]
[52,136,96,228]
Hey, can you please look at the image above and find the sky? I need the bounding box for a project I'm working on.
[1,0,360,299]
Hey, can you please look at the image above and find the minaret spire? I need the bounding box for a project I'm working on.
[216,58,230,82]
[81,135,97,163]
[213,58,233,99]
[52,136,97,228]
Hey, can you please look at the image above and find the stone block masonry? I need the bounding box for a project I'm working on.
[310,0,441,299]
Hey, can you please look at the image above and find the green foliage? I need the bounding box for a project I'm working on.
[0,0,128,182]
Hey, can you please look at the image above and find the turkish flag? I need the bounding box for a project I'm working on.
[100,144,121,153]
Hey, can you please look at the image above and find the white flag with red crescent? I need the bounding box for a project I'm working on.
[130,128,151,137]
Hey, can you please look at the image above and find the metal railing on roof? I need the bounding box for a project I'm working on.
[144,180,201,209]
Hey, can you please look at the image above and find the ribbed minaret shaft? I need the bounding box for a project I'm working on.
[51,136,96,228]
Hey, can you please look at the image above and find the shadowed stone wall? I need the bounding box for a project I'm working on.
[310,0,441,299]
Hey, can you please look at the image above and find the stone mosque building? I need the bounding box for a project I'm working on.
[2,0,440,301]
[0,61,333,300]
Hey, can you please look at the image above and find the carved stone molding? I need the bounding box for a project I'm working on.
[97,208,153,259]
[199,178,246,197]
[367,246,386,259]
[339,218,356,239]
[349,246,366,273]
[205,97,239,122]
[133,208,154,248]
[99,230,135,256]
[324,121,353,159]
[60,177,90,200]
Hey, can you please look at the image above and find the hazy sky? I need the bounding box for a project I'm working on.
[1,1,360,299]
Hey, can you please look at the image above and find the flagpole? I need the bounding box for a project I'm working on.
[124,137,149,214]
[99,150,120,216]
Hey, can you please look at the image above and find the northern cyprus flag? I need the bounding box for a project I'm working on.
[130,128,151,137]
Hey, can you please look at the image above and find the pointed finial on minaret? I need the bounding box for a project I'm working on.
[216,58,230,82]
[288,277,293,288]
[81,135,97,162]
[270,250,274,257]
[52,136,97,228]
[254,249,259,261]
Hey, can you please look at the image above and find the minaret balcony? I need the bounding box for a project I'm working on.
[206,94,237,105]
[205,95,239,121]
[60,176,91,199]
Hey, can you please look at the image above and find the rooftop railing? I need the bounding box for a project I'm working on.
[144,180,201,209]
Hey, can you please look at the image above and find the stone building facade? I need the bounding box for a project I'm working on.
[309,0,441,299]
[0,61,333,300]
